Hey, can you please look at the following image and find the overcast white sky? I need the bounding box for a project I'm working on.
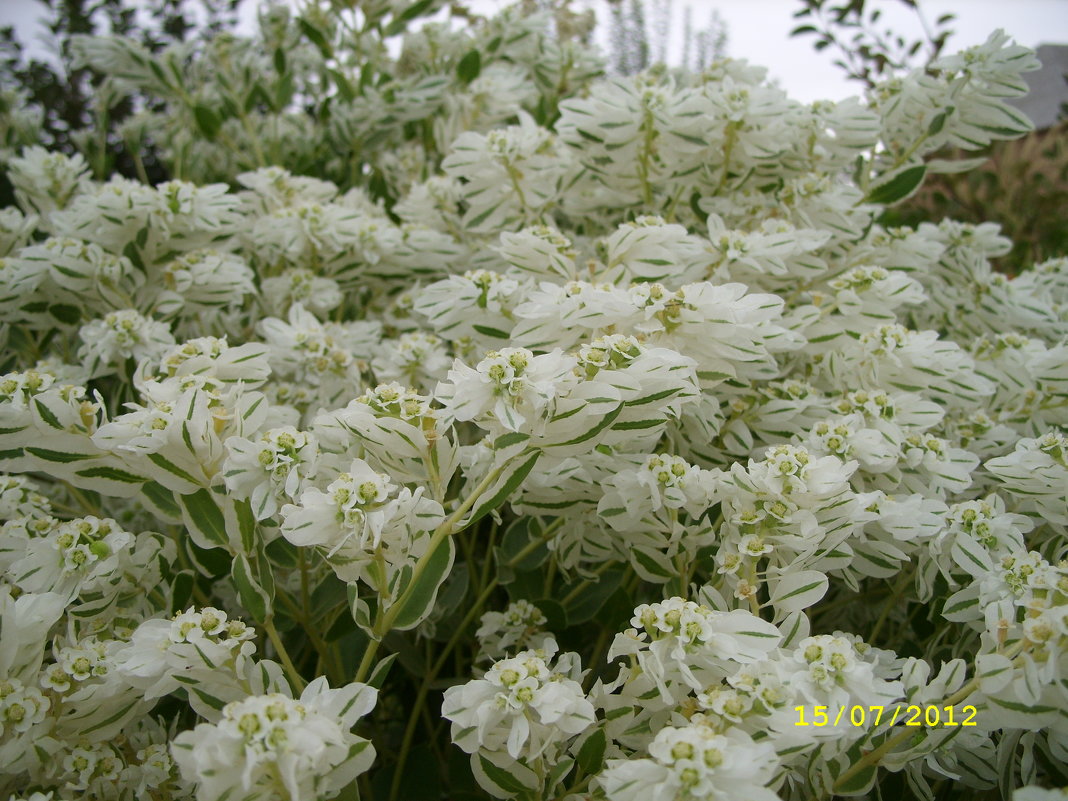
[3,0,1066,103]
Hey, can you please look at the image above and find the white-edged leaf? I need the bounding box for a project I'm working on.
[768,570,829,618]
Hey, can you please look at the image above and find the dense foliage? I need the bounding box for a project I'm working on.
[0,3,1066,801]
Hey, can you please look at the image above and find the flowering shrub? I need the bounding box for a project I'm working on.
[0,3,1066,800]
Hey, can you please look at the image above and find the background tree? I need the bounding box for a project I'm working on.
[791,0,1067,274]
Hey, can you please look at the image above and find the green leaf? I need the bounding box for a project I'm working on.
[466,450,540,527]
[184,538,232,579]
[385,0,438,35]
[24,447,92,463]
[274,71,295,110]
[498,517,548,572]
[74,465,145,485]
[193,104,222,139]
[147,452,202,489]
[866,164,927,205]
[329,68,355,102]
[577,728,606,775]
[492,431,530,451]
[33,399,63,429]
[142,481,182,521]
[546,403,622,448]
[265,536,299,569]
[768,570,828,616]
[547,756,575,792]
[236,498,257,554]
[298,18,333,58]
[456,50,482,85]
[366,652,398,689]
[471,323,509,338]
[232,553,271,622]
[476,753,537,796]
[310,581,348,630]
[927,108,951,136]
[349,585,376,635]
[48,303,82,325]
[180,488,229,549]
[836,760,878,794]
[565,567,625,624]
[170,570,195,614]
[389,537,455,631]
[531,597,567,631]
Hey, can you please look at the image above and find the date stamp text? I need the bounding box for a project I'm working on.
[794,705,978,727]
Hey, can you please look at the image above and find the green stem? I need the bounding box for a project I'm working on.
[560,560,614,606]
[299,547,311,619]
[638,107,656,207]
[745,559,762,616]
[354,633,381,686]
[478,520,500,593]
[716,125,737,194]
[868,568,913,644]
[264,616,306,691]
[581,624,613,693]
[274,587,337,683]
[354,451,530,684]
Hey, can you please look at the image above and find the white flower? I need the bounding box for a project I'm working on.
[223,426,319,519]
[789,634,901,709]
[512,281,637,351]
[476,600,548,662]
[436,347,578,435]
[155,249,256,320]
[13,236,145,314]
[6,146,91,218]
[0,475,52,520]
[279,458,444,588]
[1013,788,1068,801]
[599,216,711,284]
[415,269,523,348]
[171,678,377,801]
[802,414,899,476]
[77,309,176,379]
[442,112,572,232]
[608,599,781,703]
[372,331,452,393]
[258,303,380,407]
[280,459,396,550]
[985,432,1068,529]
[496,226,577,281]
[237,166,339,213]
[442,638,594,761]
[0,207,38,257]
[6,515,134,598]
[598,453,715,530]
[823,323,993,410]
[116,608,258,704]
[145,336,271,394]
[262,267,342,317]
[639,282,798,387]
[599,719,780,801]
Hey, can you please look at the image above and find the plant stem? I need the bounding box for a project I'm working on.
[560,560,614,606]
[868,568,913,644]
[354,451,530,684]
[264,616,306,691]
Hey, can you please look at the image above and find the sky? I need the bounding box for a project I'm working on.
[3,0,1066,103]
